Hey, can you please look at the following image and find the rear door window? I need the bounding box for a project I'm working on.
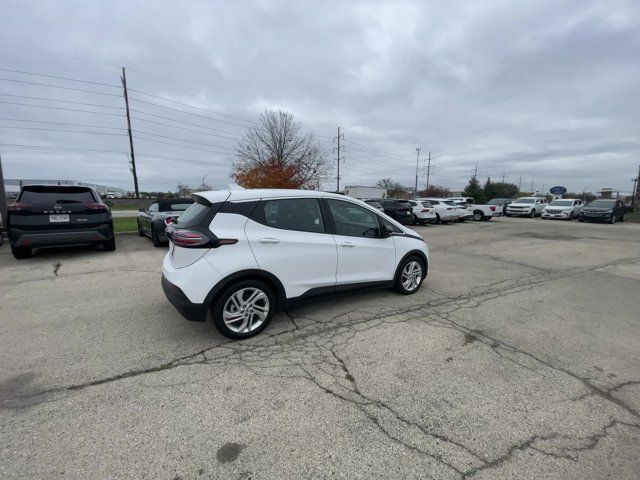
[19,187,96,203]
[253,198,324,233]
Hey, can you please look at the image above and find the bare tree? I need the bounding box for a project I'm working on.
[233,110,329,189]
[376,178,409,198]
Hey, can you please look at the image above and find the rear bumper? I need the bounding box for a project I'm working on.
[161,274,208,322]
[8,224,113,248]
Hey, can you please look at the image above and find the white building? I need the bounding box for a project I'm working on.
[3,179,127,198]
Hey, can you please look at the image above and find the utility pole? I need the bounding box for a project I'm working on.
[121,67,139,198]
[501,172,506,183]
[518,176,522,192]
[530,180,534,195]
[425,152,433,192]
[0,153,7,237]
[473,164,478,180]
[633,163,640,208]
[333,126,344,192]
[414,146,421,197]
[200,175,207,191]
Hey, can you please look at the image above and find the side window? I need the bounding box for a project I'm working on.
[430,200,439,205]
[327,199,380,238]
[148,203,158,213]
[254,198,324,233]
[382,218,402,234]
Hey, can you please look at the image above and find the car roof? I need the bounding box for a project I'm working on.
[196,189,369,203]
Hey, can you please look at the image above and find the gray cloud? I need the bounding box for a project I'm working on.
[1,0,638,194]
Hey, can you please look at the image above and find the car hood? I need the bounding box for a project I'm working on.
[545,206,572,211]
[583,207,613,213]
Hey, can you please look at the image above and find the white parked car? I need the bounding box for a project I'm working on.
[418,198,460,224]
[445,197,498,221]
[162,189,430,339]
[542,199,583,220]
[407,200,437,225]
[506,197,548,218]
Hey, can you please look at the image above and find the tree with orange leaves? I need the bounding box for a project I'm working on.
[232,110,328,189]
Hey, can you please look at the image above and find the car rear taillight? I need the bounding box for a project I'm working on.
[8,202,31,212]
[165,216,175,225]
[490,206,496,211]
[166,226,237,248]
[83,202,108,211]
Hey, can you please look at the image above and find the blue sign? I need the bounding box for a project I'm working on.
[549,186,567,195]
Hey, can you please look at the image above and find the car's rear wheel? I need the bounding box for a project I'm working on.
[412,214,418,226]
[137,221,144,237]
[103,235,116,251]
[394,256,425,295]
[151,226,162,247]
[213,280,276,339]
[11,244,32,259]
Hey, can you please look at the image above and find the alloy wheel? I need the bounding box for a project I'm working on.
[222,287,270,333]
[401,261,423,292]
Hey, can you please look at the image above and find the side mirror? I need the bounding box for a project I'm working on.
[104,200,113,207]
[139,207,146,212]
[381,225,394,238]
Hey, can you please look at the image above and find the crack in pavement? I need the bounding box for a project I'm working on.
[3,254,640,477]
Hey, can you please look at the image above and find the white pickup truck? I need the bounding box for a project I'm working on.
[506,196,548,217]
[445,197,499,221]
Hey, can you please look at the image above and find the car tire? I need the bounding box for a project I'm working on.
[568,212,574,220]
[505,213,511,217]
[529,210,536,218]
[212,280,276,339]
[411,214,418,226]
[473,211,483,221]
[137,221,144,237]
[620,214,625,222]
[151,227,163,247]
[103,235,116,251]
[609,214,616,224]
[394,256,426,295]
[579,218,584,222]
[11,244,32,259]
[435,213,441,224]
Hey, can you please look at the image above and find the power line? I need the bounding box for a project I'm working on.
[0,117,126,130]
[0,125,127,136]
[0,100,126,117]
[346,140,408,160]
[0,66,120,88]
[133,129,237,147]
[0,143,127,154]
[130,115,242,139]
[130,108,247,132]
[0,93,123,109]
[128,89,255,124]
[0,42,122,68]
[134,134,235,155]
[0,77,122,97]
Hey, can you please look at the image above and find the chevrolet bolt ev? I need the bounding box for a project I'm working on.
[7,185,115,259]
[162,190,430,339]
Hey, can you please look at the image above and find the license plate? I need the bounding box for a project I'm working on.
[49,214,70,222]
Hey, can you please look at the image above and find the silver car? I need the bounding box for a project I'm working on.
[137,198,194,246]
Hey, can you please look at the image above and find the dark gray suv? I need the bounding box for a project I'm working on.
[7,185,115,259]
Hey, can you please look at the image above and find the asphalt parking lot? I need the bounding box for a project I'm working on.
[1,217,639,479]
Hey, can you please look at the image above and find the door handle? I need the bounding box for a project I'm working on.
[259,237,281,244]
[340,242,355,248]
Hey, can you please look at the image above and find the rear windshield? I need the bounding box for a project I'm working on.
[159,201,193,212]
[421,201,432,208]
[175,197,216,227]
[19,186,96,203]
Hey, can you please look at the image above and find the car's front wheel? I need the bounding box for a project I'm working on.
[213,280,276,339]
[609,214,616,224]
[151,226,163,247]
[473,211,484,221]
[394,256,426,295]
[529,210,536,218]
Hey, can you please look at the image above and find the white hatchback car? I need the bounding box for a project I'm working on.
[162,189,430,339]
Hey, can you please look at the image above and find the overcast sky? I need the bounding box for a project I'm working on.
[1,0,639,194]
